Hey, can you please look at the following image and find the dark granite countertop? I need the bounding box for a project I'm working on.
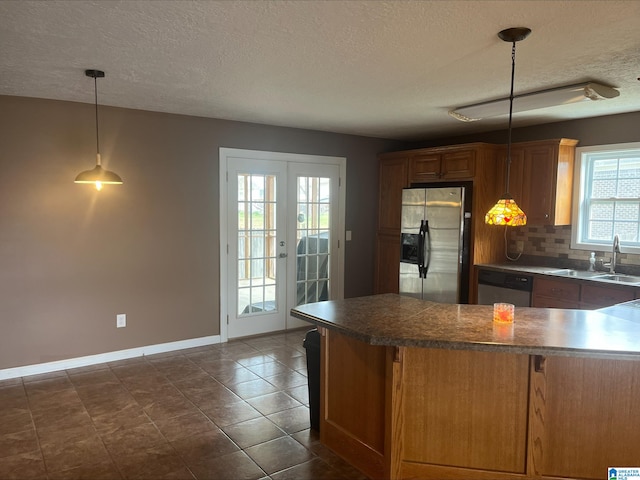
[291,294,640,360]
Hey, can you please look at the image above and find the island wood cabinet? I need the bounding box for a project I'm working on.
[529,356,640,479]
[504,138,579,226]
[375,143,504,300]
[532,276,635,309]
[401,348,530,475]
[319,328,640,480]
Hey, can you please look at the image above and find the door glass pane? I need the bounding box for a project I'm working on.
[237,173,277,315]
[296,176,330,306]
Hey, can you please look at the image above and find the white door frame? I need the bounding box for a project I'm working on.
[219,148,346,342]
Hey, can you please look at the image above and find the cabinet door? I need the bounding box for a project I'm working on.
[531,295,580,309]
[521,143,557,225]
[529,356,640,479]
[402,348,529,474]
[441,149,475,180]
[378,156,409,231]
[579,283,635,309]
[531,277,580,308]
[516,139,577,226]
[374,232,400,294]
[408,153,441,183]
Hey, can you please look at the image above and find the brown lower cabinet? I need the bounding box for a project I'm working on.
[532,276,636,309]
[319,328,640,480]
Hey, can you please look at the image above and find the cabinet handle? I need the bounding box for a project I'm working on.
[534,355,546,373]
[544,213,550,219]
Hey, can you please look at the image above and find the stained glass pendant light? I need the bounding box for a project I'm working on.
[74,69,123,191]
[484,27,530,227]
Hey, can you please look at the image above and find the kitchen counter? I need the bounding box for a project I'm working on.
[292,294,640,479]
[291,293,640,360]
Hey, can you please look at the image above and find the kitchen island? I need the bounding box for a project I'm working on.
[291,294,640,480]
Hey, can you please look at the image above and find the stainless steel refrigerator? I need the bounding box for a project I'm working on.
[400,185,471,303]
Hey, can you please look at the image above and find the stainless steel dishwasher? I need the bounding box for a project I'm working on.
[477,269,533,307]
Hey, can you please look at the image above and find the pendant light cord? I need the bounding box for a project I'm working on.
[505,41,516,194]
[504,225,522,261]
[94,74,100,159]
[504,45,521,262]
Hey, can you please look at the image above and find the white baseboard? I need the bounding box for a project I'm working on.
[0,335,222,381]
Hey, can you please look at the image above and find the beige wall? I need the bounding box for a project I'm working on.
[0,95,402,370]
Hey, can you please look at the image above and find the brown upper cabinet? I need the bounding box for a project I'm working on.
[409,147,476,183]
[504,138,579,226]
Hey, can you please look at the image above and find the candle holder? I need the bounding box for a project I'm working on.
[493,303,515,323]
[493,321,515,341]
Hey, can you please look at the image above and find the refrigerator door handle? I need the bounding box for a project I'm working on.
[423,220,431,279]
[417,221,425,278]
[418,220,430,279]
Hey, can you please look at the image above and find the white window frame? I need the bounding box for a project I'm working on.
[571,142,640,254]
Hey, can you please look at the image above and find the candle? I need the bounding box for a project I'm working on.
[493,303,515,323]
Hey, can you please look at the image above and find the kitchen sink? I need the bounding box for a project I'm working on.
[543,269,580,276]
[592,274,640,284]
[543,269,604,278]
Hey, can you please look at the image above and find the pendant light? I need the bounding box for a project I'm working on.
[74,69,123,191]
[484,27,530,227]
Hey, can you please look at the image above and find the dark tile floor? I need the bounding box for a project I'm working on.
[0,329,369,480]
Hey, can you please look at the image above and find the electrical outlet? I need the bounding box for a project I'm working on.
[116,313,126,328]
[516,240,524,253]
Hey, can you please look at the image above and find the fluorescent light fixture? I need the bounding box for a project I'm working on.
[449,82,620,122]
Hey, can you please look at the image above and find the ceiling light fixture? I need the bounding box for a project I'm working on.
[449,81,620,122]
[485,27,530,228]
[74,69,123,191]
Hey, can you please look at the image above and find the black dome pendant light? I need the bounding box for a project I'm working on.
[484,27,530,226]
[74,69,123,191]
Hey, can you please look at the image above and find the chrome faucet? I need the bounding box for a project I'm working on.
[609,234,620,273]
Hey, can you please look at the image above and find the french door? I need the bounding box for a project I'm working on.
[220,149,344,340]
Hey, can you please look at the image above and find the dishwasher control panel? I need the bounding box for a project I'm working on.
[477,269,533,307]
[478,269,532,291]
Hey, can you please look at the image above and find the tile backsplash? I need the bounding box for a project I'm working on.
[508,225,640,274]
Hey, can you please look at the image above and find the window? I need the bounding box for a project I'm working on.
[572,143,640,253]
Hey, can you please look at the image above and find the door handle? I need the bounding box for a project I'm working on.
[279,253,288,258]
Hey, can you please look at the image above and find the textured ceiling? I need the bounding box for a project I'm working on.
[1,0,639,140]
